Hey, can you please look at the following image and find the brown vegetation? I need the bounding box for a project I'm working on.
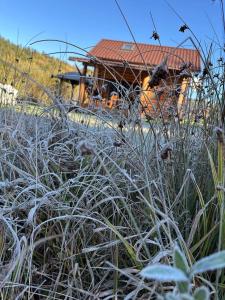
[0,36,74,103]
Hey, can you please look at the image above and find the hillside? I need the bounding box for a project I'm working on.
[0,36,75,103]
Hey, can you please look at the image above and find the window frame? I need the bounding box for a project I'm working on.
[121,43,135,51]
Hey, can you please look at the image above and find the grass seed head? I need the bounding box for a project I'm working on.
[214,127,224,144]
[161,143,173,160]
[179,24,189,32]
[151,31,160,40]
[77,140,95,156]
[148,58,169,88]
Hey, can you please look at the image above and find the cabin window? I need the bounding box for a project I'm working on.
[121,44,135,51]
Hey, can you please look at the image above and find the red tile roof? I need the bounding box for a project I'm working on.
[88,39,201,72]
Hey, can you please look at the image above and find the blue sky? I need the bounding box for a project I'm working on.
[0,0,224,62]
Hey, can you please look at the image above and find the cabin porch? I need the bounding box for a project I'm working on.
[68,58,189,117]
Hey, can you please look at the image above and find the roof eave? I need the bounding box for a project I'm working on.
[69,56,201,73]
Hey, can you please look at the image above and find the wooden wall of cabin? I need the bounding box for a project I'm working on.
[92,63,189,116]
[91,64,143,108]
[140,70,188,117]
[96,64,142,87]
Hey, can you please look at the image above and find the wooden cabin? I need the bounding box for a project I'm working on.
[69,39,201,116]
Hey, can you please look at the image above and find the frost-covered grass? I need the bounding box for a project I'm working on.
[0,95,224,299]
[0,2,225,297]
